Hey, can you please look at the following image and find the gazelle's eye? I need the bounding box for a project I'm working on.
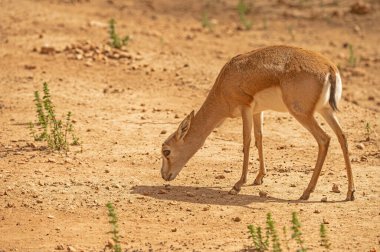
[163,150,171,157]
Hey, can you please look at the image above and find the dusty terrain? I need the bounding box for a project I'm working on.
[0,0,379,251]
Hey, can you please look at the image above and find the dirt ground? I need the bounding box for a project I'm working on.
[0,0,379,251]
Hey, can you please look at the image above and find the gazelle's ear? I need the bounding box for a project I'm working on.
[175,110,194,141]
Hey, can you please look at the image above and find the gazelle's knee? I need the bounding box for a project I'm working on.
[319,134,331,149]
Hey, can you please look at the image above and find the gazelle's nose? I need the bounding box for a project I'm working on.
[161,171,174,181]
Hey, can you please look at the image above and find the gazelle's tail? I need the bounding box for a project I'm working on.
[328,67,340,112]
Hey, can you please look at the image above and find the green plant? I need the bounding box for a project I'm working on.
[248,224,268,251]
[248,213,322,251]
[291,212,306,252]
[348,44,357,67]
[30,82,79,151]
[319,223,331,250]
[106,202,122,252]
[237,0,252,30]
[109,19,129,49]
[266,213,282,252]
[201,11,213,30]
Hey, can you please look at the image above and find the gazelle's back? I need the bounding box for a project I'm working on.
[216,45,340,115]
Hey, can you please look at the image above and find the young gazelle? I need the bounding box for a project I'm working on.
[161,45,355,201]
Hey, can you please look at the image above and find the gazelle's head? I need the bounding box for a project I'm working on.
[161,111,195,181]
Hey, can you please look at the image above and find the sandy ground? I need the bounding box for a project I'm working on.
[0,0,379,251]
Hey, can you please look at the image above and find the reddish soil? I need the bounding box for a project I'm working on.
[0,0,379,251]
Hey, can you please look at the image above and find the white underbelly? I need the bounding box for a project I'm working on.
[252,86,288,113]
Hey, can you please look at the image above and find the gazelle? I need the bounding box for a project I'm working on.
[161,45,355,201]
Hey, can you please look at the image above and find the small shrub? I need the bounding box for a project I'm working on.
[237,0,252,30]
[109,19,129,49]
[319,223,331,250]
[30,82,79,151]
[201,11,212,30]
[106,202,122,252]
[248,212,326,251]
[291,212,306,252]
[348,44,357,67]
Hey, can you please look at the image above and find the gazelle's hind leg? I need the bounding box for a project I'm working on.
[320,109,355,201]
[291,114,331,200]
[253,112,266,185]
[229,106,253,195]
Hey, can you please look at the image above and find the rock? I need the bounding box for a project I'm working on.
[55,244,65,250]
[314,209,321,214]
[24,65,36,70]
[290,183,296,187]
[332,184,341,193]
[215,175,225,179]
[160,130,167,134]
[48,158,56,163]
[171,228,177,232]
[40,45,55,55]
[106,239,115,248]
[224,169,232,173]
[67,246,76,252]
[203,206,210,211]
[186,192,195,197]
[47,215,55,219]
[158,189,168,194]
[350,1,371,15]
[356,143,365,150]
[323,218,329,224]
[233,216,241,222]
[321,197,328,202]
[259,190,268,198]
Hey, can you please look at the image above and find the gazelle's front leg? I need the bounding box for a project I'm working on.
[229,106,253,195]
[253,112,266,185]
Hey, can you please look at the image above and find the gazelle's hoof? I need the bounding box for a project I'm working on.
[299,193,310,200]
[345,190,355,201]
[228,186,240,195]
[253,177,264,185]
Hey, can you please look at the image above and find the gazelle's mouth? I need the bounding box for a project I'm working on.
[162,172,175,181]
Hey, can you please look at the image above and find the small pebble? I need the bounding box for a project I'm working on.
[259,190,268,198]
[186,192,195,197]
[356,143,365,150]
[332,184,340,193]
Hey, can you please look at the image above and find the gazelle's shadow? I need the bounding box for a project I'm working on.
[131,185,341,206]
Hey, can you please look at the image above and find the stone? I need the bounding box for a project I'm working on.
[332,184,341,193]
[350,1,371,15]
[67,246,76,252]
[259,190,268,198]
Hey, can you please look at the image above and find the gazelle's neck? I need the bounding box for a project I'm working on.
[186,91,228,148]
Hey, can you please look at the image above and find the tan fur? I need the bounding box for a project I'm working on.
[161,45,355,201]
